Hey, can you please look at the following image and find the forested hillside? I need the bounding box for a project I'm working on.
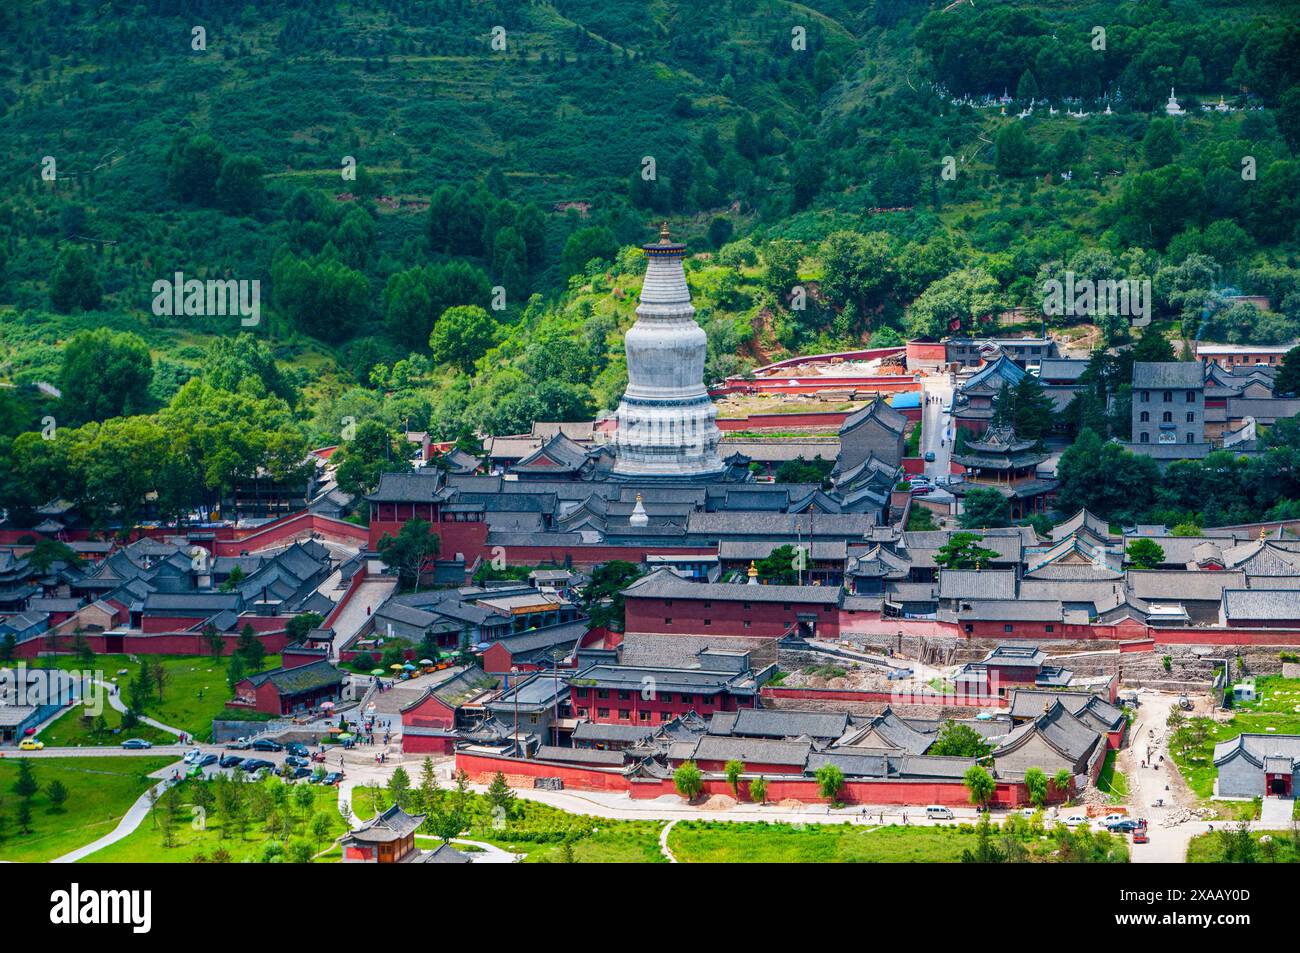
[1,0,1299,527]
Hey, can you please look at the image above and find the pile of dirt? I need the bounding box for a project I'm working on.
[699,794,737,811]
[777,798,805,810]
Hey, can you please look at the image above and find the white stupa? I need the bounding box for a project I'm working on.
[1165,87,1185,116]
[609,224,725,482]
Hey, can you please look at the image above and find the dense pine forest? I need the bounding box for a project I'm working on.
[1,0,1299,528]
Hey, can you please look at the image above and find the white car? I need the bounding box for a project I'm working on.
[182,748,203,765]
[1100,812,1126,826]
[1062,813,1089,827]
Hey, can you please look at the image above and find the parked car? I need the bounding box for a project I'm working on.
[285,743,309,758]
[289,766,312,779]
[121,739,153,749]
[195,754,218,768]
[923,451,936,462]
[219,755,244,769]
[1062,813,1090,827]
[18,739,43,751]
[241,758,273,773]
[284,755,309,768]
[322,772,344,786]
[1131,827,1150,844]
[225,738,251,750]
[1099,812,1127,826]
[1108,818,1145,833]
[924,805,954,820]
[251,738,283,752]
[182,748,203,764]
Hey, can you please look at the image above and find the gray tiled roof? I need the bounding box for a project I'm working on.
[623,568,841,605]
[1132,362,1204,389]
[1222,588,1300,621]
[937,570,1017,601]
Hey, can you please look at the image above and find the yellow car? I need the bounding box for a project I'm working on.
[18,739,44,751]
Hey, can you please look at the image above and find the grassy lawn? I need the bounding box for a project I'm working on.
[84,776,347,863]
[1187,828,1300,863]
[40,703,174,748]
[1238,676,1300,715]
[669,821,975,863]
[42,654,280,741]
[668,816,1129,863]
[351,783,665,863]
[0,756,173,862]
[1096,750,1130,804]
[1169,709,1300,800]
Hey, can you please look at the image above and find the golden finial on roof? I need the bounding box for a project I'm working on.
[1260,526,1269,541]
[659,221,672,243]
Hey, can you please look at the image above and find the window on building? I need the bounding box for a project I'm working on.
[1186,391,1196,402]
[743,620,751,629]
[702,601,711,608]
[1004,624,1013,633]
[1186,412,1194,423]
[639,711,651,722]
[576,708,587,718]
[743,602,751,609]
[618,690,630,700]
[597,708,609,718]
[1045,625,1054,633]
[663,599,672,606]
[1140,432,1150,443]
[680,694,693,704]
[783,603,791,610]
[1140,391,1150,403]
[1186,432,1195,443]
[664,618,672,625]
[596,689,609,699]
[660,711,672,721]
[1140,411,1150,422]
[703,619,711,626]
[1163,391,1172,402]
[619,710,630,720]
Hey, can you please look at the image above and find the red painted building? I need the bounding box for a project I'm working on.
[568,650,770,726]
[228,658,346,716]
[400,666,499,754]
[622,568,842,640]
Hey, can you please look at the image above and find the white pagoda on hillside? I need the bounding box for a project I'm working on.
[1165,87,1185,116]
[609,224,725,482]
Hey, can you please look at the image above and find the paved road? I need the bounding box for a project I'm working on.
[53,762,182,863]
[919,375,953,482]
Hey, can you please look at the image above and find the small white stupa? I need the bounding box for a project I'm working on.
[629,493,649,527]
[1164,87,1185,116]
[747,561,759,585]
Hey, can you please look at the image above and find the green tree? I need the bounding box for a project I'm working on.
[58,329,150,423]
[992,376,1055,441]
[960,489,1012,530]
[561,226,618,278]
[429,305,496,374]
[963,764,996,809]
[1024,767,1049,808]
[487,771,515,819]
[935,532,1001,569]
[334,421,402,497]
[724,759,745,799]
[581,560,645,632]
[216,155,266,214]
[13,760,38,800]
[50,245,103,313]
[388,767,412,810]
[754,543,804,585]
[376,519,441,591]
[995,123,1036,176]
[1052,769,1073,799]
[815,763,844,804]
[748,776,768,805]
[235,624,265,672]
[929,720,992,758]
[1125,538,1166,570]
[1275,345,1300,397]
[673,761,704,801]
[166,133,226,205]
